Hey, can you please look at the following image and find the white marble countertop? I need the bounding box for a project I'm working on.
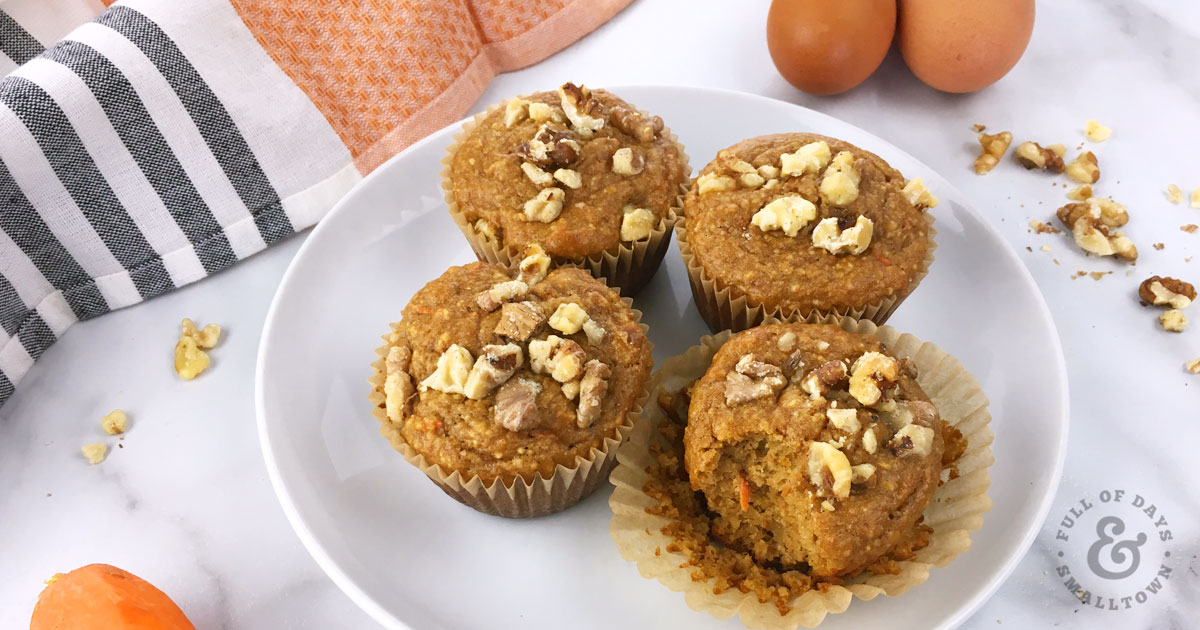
[2,0,1198,627]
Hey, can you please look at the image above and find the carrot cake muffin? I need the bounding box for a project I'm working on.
[678,133,936,331]
[683,323,959,578]
[444,82,689,294]
[370,252,652,516]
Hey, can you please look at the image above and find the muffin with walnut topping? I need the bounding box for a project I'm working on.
[443,82,690,295]
[368,251,652,518]
[678,133,937,332]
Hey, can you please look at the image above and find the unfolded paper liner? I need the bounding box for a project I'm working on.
[608,315,994,628]
[442,91,692,296]
[368,290,652,519]
[677,211,938,333]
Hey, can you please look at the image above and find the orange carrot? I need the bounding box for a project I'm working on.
[30,564,194,630]
[738,473,751,511]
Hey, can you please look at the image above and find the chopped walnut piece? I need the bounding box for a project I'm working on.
[548,302,589,335]
[1067,184,1093,201]
[972,123,986,132]
[750,195,817,237]
[800,360,848,399]
[1191,188,1200,209]
[848,351,899,407]
[1014,141,1065,172]
[1184,224,1199,234]
[782,350,805,380]
[464,343,524,400]
[552,168,582,190]
[611,147,645,175]
[100,409,127,435]
[1186,358,1200,374]
[1065,151,1100,184]
[528,101,565,123]
[974,131,1012,174]
[620,206,655,241]
[519,123,581,170]
[420,344,473,395]
[528,335,586,383]
[808,442,852,499]
[494,378,542,431]
[523,187,565,223]
[81,442,107,465]
[819,151,860,206]
[504,99,529,127]
[517,244,551,285]
[174,336,210,380]
[384,345,414,423]
[811,216,874,255]
[1138,276,1195,309]
[1058,197,1129,228]
[1029,220,1061,234]
[696,172,737,195]
[1058,198,1137,262]
[902,178,939,209]
[1085,119,1111,142]
[476,279,529,312]
[608,105,662,142]
[494,301,545,342]
[780,140,831,177]
[851,463,876,485]
[181,318,221,349]
[520,161,553,186]
[558,82,605,137]
[576,359,611,428]
[890,424,934,457]
[581,319,607,345]
[724,354,786,406]
[1160,309,1188,332]
[862,429,878,454]
[1167,184,1183,204]
[561,379,580,400]
[474,218,497,241]
[826,407,861,433]
[777,331,798,351]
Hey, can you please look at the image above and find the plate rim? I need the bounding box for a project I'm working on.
[255,84,1071,630]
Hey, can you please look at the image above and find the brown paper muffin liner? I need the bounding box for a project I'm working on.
[677,211,938,333]
[609,315,993,628]
[368,295,651,519]
[442,92,691,296]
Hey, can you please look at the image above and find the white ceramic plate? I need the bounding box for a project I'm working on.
[256,86,1069,630]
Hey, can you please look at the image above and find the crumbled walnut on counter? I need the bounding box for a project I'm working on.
[1160,309,1188,332]
[1014,141,1065,172]
[1138,276,1195,309]
[1065,151,1100,184]
[808,441,852,500]
[494,378,542,431]
[1057,198,1137,262]
[181,318,221,349]
[100,410,127,435]
[1192,188,1200,209]
[974,131,1012,174]
[1186,358,1200,374]
[1085,119,1111,142]
[576,359,611,428]
[1067,184,1093,201]
[724,354,787,406]
[81,442,107,465]
[1030,220,1061,234]
[1167,184,1183,204]
[750,195,816,237]
[1183,224,1198,234]
[174,336,210,380]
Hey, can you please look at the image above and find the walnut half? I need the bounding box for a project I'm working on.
[1138,276,1195,309]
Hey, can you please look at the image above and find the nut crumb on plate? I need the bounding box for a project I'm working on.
[100,410,127,435]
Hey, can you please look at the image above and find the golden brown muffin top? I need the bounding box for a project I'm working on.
[449,83,687,261]
[377,260,652,485]
[683,323,944,577]
[683,133,933,315]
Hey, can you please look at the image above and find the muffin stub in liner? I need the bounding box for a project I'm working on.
[608,316,993,628]
[677,211,938,333]
[442,92,691,296]
[369,296,651,519]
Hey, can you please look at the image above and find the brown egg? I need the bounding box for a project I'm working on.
[899,0,1035,93]
[766,0,896,96]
